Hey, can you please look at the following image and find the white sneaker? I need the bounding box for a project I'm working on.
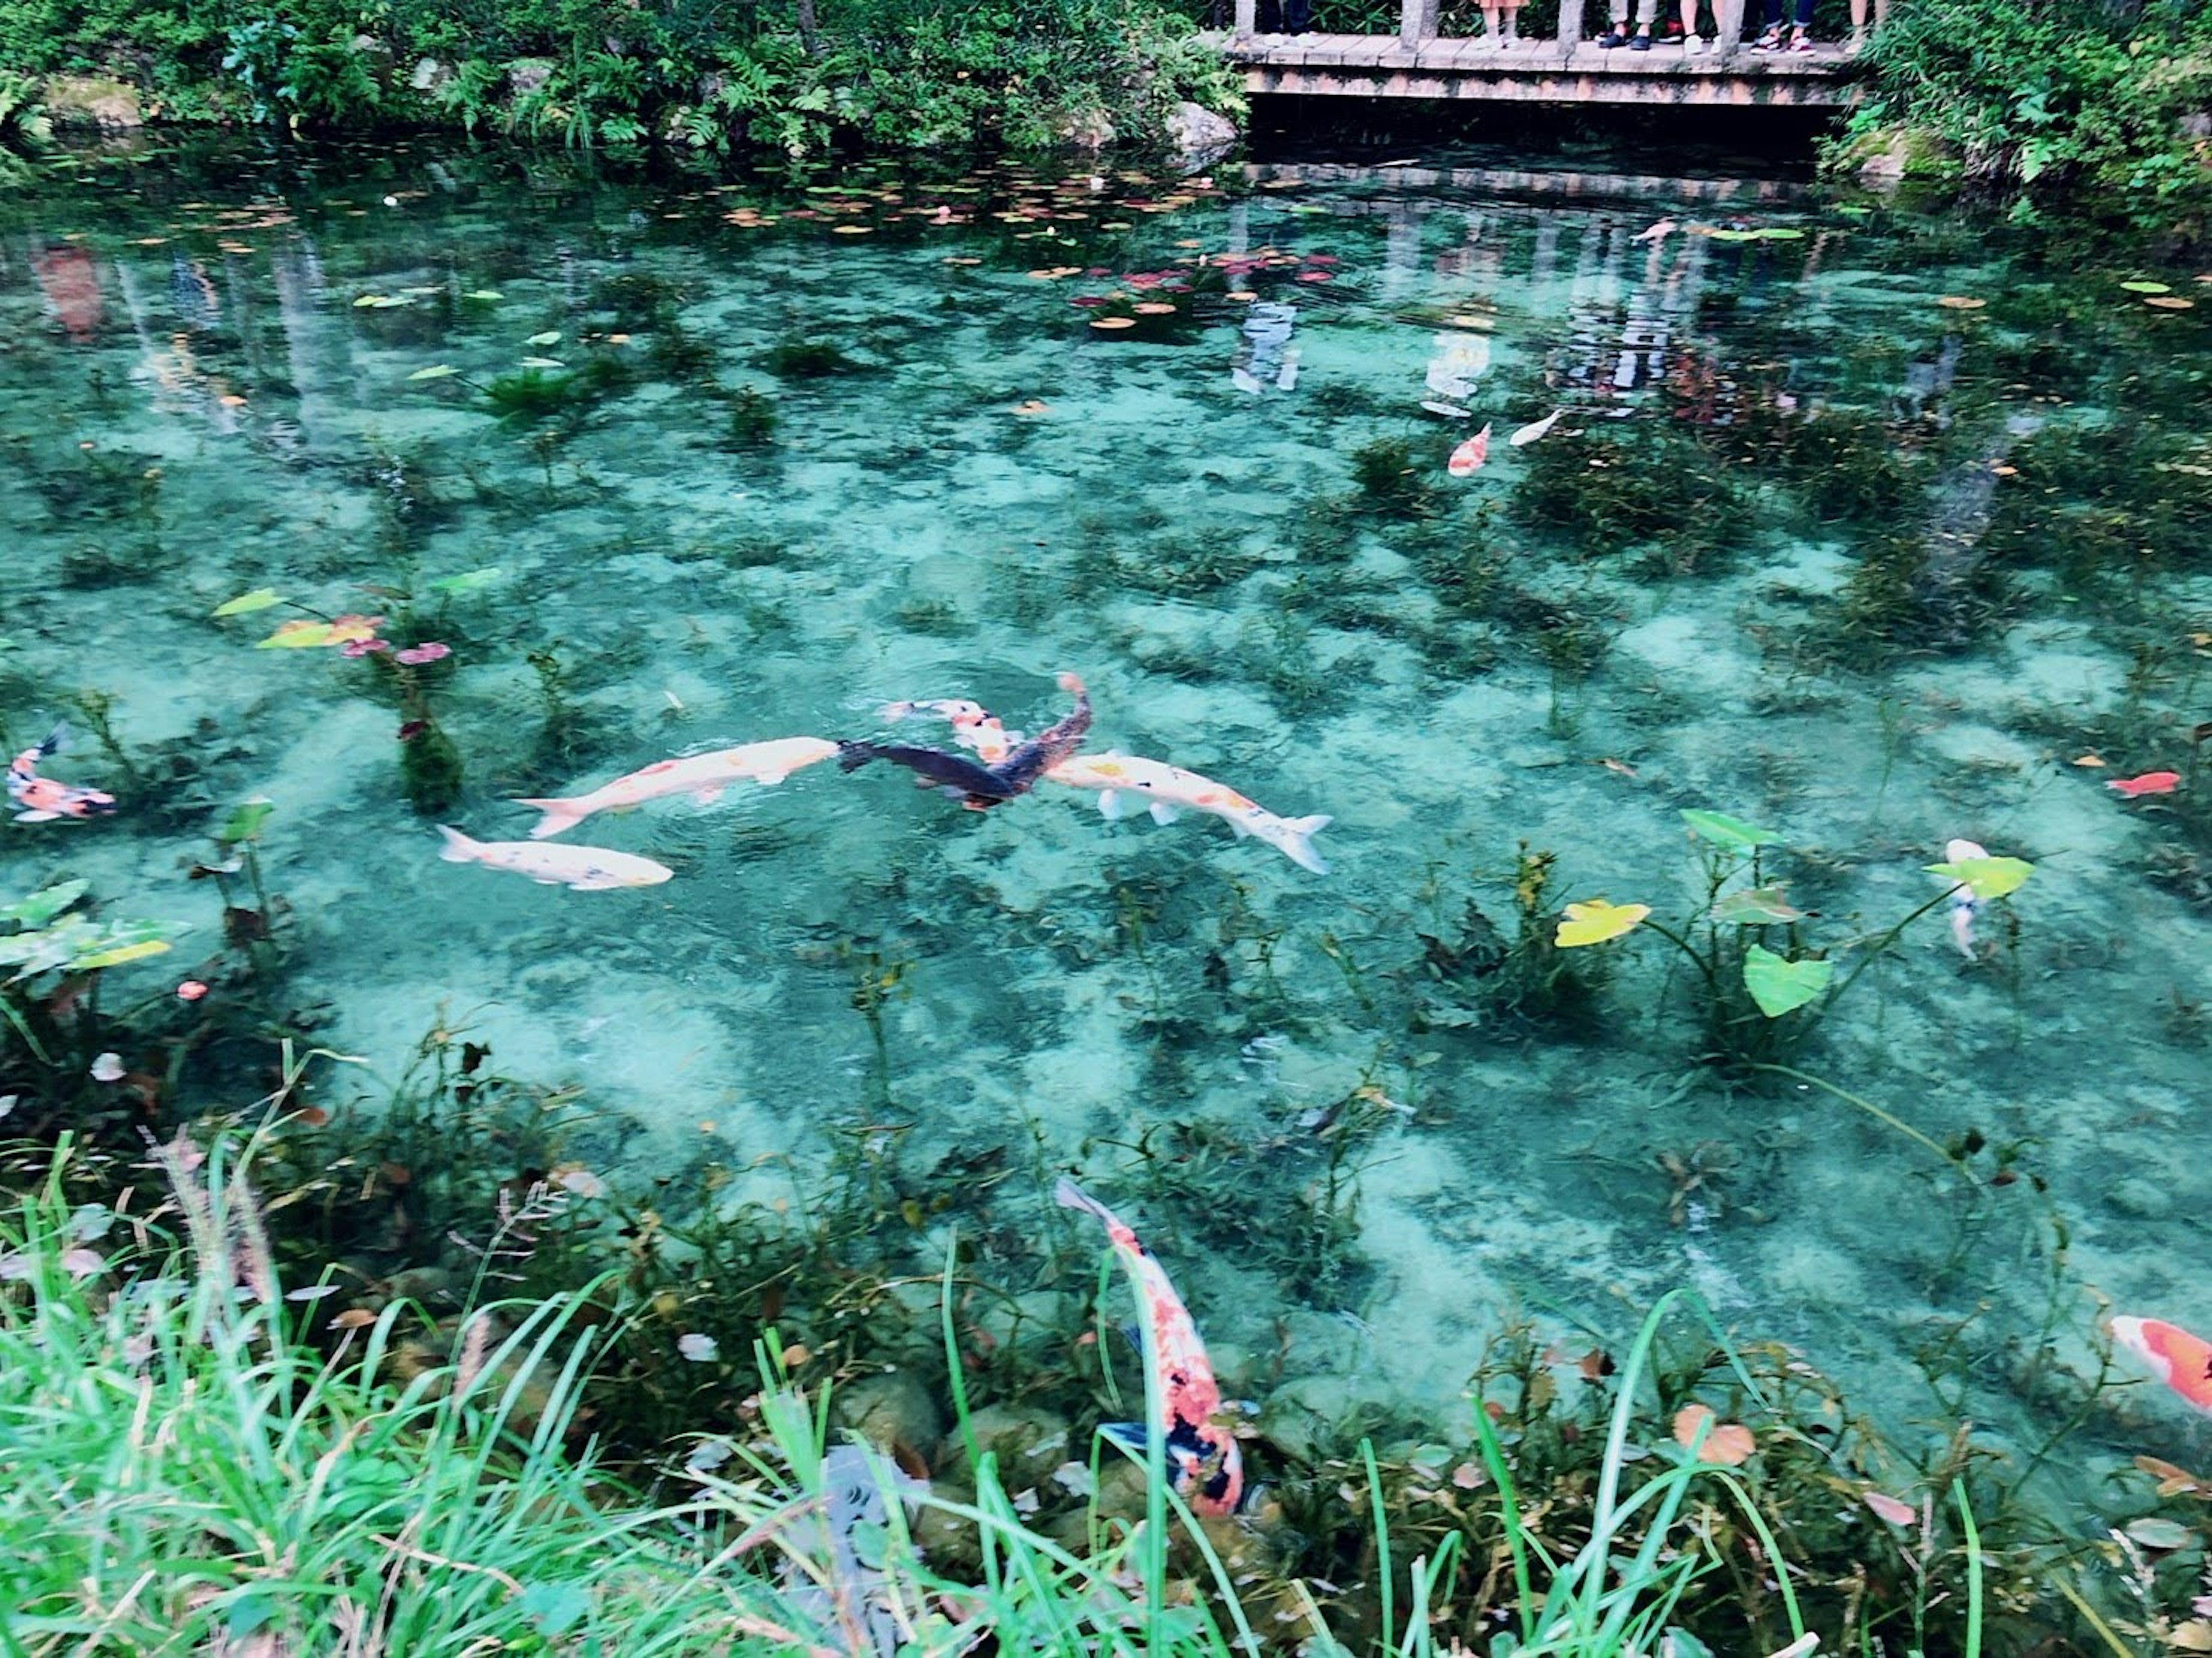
[1684,34,1706,51]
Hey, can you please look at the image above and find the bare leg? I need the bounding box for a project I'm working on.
[1681,0,1700,45]
[1482,2,1501,40]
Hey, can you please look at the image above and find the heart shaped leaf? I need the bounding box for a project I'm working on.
[1681,809,1785,852]
[1743,944,1832,1018]
[213,589,284,617]
[1923,855,2031,901]
[1555,899,1650,948]
[0,881,89,929]
[1710,886,1804,925]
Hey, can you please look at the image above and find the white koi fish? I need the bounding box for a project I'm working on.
[1508,407,1566,447]
[1047,752,1331,874]
[879,699,1018,765]
[437,826,672,890]
[516,736,838,840]
[1935,836,1985,959]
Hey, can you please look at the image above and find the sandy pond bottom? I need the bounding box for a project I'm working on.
[2,138,2209,1486]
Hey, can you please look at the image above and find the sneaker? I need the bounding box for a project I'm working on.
[1788,29,1815,50]
[1751,24,1782,49]
[1660,17,1684,37]
[1683,33,1705,52]
[1597,26,1630,45]
[1629,32,1652,49]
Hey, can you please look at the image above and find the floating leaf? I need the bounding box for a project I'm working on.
[1710,886,1804,925]
[2123,1516,2193,1551]
[257,620,336,649]
[1743,944,1832,1018]
[526,330,562,346]
[0,880,88,929]
[429,566,504,595]
[1936,295,1986,310]
[407,364,459,381]
[519,356,565,369]
[1680,809,1785,851]
[2120,279,2173,295]
[1922,855,2032,901]
[218,796,275,845]
[352,294,387,307]
[212,589,283,617]
[69,937,172,972]
[1555,898,1650,948]
[463,289,503,301]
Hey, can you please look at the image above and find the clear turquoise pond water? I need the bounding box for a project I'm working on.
[3,139,2208,1467]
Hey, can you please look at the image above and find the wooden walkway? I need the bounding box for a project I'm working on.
[1223,0,1856,106]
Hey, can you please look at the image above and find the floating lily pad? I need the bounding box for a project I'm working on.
[1681,809,1785,851]
[407,365,459,381]
[1555,898,1650,948]
[1743,944,1832,1018]
[2120,279,2173,295]
[257,620,335,649]
[526,330,562,346]
[1922,855,2032,901]
[212,588,283,617]
[1710,886,1805,925]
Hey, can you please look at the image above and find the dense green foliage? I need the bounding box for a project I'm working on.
[0,0,1241,153]
[1841,0,2212,221]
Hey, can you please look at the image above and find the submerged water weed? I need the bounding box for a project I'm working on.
[721,385,780,450]
[1349,434,1441,519]
[760,335,861,378]
[1511,425,1744,572]
[1418,843,1609,1035]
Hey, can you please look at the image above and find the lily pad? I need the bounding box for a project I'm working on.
[0,881,88,929]
[218,796,275,845]
[1743,944,1832,1018]
[212,589,284,617]
[257,620,336,649]
[1555,898,1650,948]
[1922,855,2032,901]
[2123,1516,2193,1551]
[1710,886,1805,925]
[1681,809,1785,852]
[407,365,459,381]
[2120,279,2173,295]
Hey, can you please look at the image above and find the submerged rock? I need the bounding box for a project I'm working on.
[834,1369,945,1468]
[1168,101,1237,170]
[507,58,556,98]
[953,1402,1072,1490]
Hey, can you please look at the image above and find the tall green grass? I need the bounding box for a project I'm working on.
[0,1130,1990,1657]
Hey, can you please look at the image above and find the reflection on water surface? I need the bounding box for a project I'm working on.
[3,141,2208,1467]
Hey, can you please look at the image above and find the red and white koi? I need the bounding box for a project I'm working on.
[1047,752,1331,874]
[880,699,1018,765]
[8,727,118,823]
[1056,1177,1244,1517]
[1446,423,1492,477]
[2112,1315,2212,1412]
[1933,836,1985,960]
[436,826,672,890]
[516,736,838,839]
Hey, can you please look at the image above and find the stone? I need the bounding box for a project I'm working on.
[41,76,143,130]
[1057,104,1116,150]
[410,57,454,93]
[833,1369,945,1465]
[953,1402,1072,1490]
[507,58,556,98]
[1167,100,1238,169]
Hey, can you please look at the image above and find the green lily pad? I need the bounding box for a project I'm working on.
[1743,944,1832,1018]
[1710,886,1805,925]
[429,566,505,595]
[1923,855,2032,901]
[407,365,459,381]
[2120,280,2173,295]
[1681,809,1785,852]
[526,330,562,346]
[0,880,88,929]
[212,588,284,617]
[218,796,275,845]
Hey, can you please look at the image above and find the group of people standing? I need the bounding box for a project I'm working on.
[1252,0,1891,55]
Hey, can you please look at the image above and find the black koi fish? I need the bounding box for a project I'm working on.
[982,673,1092,802]
[836,740,1017,806]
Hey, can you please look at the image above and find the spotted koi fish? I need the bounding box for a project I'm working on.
[8,727,118,823]
[516,736,838,840]
[2112,1315,2212,1412]
[1056,1175,1244,1517]
[1047,752,1330,874]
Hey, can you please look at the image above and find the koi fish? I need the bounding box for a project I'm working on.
[516,736,838,839]
[1056,1177,1244,1517]
[2108,771,2181,798]
[1047,753,1331,875]
[8,726,118,823]
[836,740,1017,806]
[1509,408,1566,447]
[880,699,1017,765]
[435,826,672,890]
[34,245,104,342]
[1446,423,1492,477]
[1633,218,1679,244]
[2111,1315,2212,1412]
[1934,836,1984,960]
[983,673,1091,800]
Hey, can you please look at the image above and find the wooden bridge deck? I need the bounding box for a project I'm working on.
[1221,3,1855,107]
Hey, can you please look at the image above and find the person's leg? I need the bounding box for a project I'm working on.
[1481,2,1501,41]
[1680,0,1702,48]
[1600,0,1632,45]
[1501,0,1519,43]
[1284,0,1310,32]
[1789,0,1813,45]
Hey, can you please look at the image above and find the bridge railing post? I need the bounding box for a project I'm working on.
[1714,0,1745,56]
[1399,0,1439,48]
[1556,0,1585,51]
[1234,0,1256,37]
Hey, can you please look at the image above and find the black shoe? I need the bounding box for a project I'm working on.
[1597,27,1629,45]
[1630,32,1652,49]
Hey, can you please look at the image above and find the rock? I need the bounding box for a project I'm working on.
[41,76,143,130]
[1058,104,1116,151]
[1167,100,1238,170]
[834,1370,945,1466]
[2181,112,2212,140]
[954,1402,1072,1490]
[410,57,454,93]
[507,58,556,98]
[2109,1177,2173,1221]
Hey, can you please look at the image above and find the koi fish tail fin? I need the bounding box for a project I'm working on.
[35,722,68,759]
[514,797,587,840]
[1054,1174,1114,1224]
[435,825,482,863]
[1056,671,1088,697]
[1278,814,1333,875]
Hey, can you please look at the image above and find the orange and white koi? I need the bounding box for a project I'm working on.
[880,699,1017,765]
[1047,752,1330,875]
[1933,836,1985,960]
[436,826,672,890]
[1446,423,1492,477]
[516,737,838,839]
[1056,1177,1244,1517]
[2111,1315,2212,1412]
[8,727,118,823]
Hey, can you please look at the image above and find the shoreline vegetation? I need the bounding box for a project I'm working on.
[1,0,2210,221]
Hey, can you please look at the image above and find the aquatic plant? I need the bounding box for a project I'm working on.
[190,795,282,978]
[722,385,780,450]
[1349,434,1440,519]
[1511,425,1744,574]
[760,336,860,379]
[1419,841,1609,1034]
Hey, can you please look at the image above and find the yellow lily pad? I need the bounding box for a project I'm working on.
[1555,899,1650,948]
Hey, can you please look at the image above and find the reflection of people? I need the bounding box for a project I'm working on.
[1256,0,1310,37]
[1233,301,1300,394]
[1424,328,1490,409]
